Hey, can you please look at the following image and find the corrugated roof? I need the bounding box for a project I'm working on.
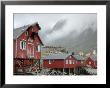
[42,54,84,60]
[13,22,41,39]
[85,55,97,61]
[90,55,97,61]
[73,55,84,60]
[13,25,29,39]
[42,54,70,60]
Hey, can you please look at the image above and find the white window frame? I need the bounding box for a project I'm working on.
[20,41,26,50]
[81,61,83,64]
[70,56,72,58]
[69,60,72,64]
[20,41,23,49]
[89,61,91,65]
[23,42,26,50]
[66,60,68,64]
[73,61,75,64]
[36,45,41,52]
[49,60,51,64]
[25,31,28,36]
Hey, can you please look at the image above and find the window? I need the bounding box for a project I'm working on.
[25,31,28,36]
[81,61,83,64]
[69,55,72,58]
[20,41,26,50]
[69,60,72,64]
[89,61,91,65]
[36,45,41,52]
[49,60,51,64]
[66,60,68,64]
[75,61,77,64]
[32,28,34,32]
[73,61,75,64]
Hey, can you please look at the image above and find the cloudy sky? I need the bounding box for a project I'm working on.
[14,13,97,51]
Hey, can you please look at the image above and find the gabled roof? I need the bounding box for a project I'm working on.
[73,55,84,60]
[13,25,29,39]
[89,55,97,61]
[42,54,70,60]
[13,22,41,39]
[85,54,97,61]
[35,33,43,45]
[42,54,84,60]
[65,55,84,60]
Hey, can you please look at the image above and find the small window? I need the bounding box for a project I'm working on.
[32,28,33,31]
[20,41,26,50]
[70,56,72,58]
[73,61,74,64]
[20,41,23,49]
[66,60,68,64]
[69,60,72,64]
[89,61,91,65]
[76,61,77,63]
[36,45,41,52]
[81,61,83,64]
[49,60,51,64]
[25,31,28,36]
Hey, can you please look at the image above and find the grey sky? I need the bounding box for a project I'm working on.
[14,13,97,51]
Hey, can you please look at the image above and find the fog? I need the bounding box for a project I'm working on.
[14,13,97,51]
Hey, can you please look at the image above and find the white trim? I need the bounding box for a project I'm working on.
[49,60,51,64]
[28,43,34,45]
[69,60,72,64]
[66,60,68,64]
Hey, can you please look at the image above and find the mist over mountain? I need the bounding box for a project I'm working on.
[39,18,97,52]
[14,13,97,52]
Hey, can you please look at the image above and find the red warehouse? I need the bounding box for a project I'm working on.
[85,55,97,69]
[42,54,85,75]
[42,54,84,69]
[13,22,43,74]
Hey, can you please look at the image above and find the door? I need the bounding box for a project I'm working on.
[27,43,34,58]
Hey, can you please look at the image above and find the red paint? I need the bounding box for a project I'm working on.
[13,23,43,60]
[85,57,97,69]
[43,59,64,68]
[43,55,84,68]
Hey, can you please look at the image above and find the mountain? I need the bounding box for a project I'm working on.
[39,17,97,52]
[47,26,97,52]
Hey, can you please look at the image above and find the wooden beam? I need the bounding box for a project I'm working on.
[63,68,64,75]
[69,68,70,75]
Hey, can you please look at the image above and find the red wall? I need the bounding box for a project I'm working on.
[14,24,41,59]
[43,59,64,68]
[85,57,96,68]
[64,55,82,68]
[43,55,84,68]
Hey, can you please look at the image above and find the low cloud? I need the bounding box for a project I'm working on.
[14,13,97,48]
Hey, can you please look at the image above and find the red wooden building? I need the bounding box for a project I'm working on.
[13,22,43,74]
[85,55,97,69]
[42,54,84,69]
[42,54,85,75]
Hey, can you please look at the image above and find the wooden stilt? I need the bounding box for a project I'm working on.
[63,68,64,75]
[73,68,74,75]
[69,68,70,75]
[74,68,76,75]
[39,59,40,69]
[63,68,65,75]
[23,59,24,73]
[79,68,81,74]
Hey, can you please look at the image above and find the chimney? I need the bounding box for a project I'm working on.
[71,52,74,55]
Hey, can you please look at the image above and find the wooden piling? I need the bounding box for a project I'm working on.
[69,68,70,75]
